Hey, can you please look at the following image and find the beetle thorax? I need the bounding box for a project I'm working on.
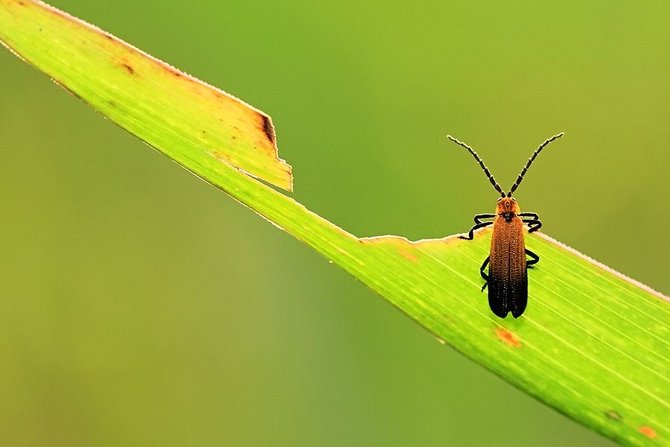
[496,197,520,222]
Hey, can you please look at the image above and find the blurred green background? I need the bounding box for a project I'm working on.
[1,1,669,445]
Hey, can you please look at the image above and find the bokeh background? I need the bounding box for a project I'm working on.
[1,1,669,446]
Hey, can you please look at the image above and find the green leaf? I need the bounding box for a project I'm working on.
[1,1,669,445]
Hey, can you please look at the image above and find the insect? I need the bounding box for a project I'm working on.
[447,133,564,318]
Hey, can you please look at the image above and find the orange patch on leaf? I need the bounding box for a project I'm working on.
[639,426,657,439]
[398,246,418,262]
[495,327,521,348]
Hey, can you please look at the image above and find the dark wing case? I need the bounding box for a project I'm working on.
[488,217,527,318]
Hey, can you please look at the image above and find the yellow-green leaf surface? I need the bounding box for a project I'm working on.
[1,1,669,446]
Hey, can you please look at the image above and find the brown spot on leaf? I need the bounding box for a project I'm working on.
[121,63,135,75]
[639,426,657,439]
[495,327,521,348]
[259,114,276,144]
[604,410,622,421]
[212,150,233,164]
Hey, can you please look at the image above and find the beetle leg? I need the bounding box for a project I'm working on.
[525,220,542,233]
[520,212,542,233]
[526,248,540,268]
[460,213,496,240]
[459,220,494,240]
[480,256,490,291]
[474,213,496,224]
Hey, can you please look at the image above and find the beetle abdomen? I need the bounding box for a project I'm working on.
[488,216,527,318]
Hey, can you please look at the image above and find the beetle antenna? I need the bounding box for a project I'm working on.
[507,132,565,196]
[447,135,505,197]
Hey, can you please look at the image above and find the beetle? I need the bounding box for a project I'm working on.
[447,133,564,318]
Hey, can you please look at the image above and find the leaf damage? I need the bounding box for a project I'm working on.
[0,0,293,191]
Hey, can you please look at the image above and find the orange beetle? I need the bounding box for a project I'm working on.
[447,133,564,318]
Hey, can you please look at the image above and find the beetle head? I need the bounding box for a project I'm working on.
[496,197,520,214]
